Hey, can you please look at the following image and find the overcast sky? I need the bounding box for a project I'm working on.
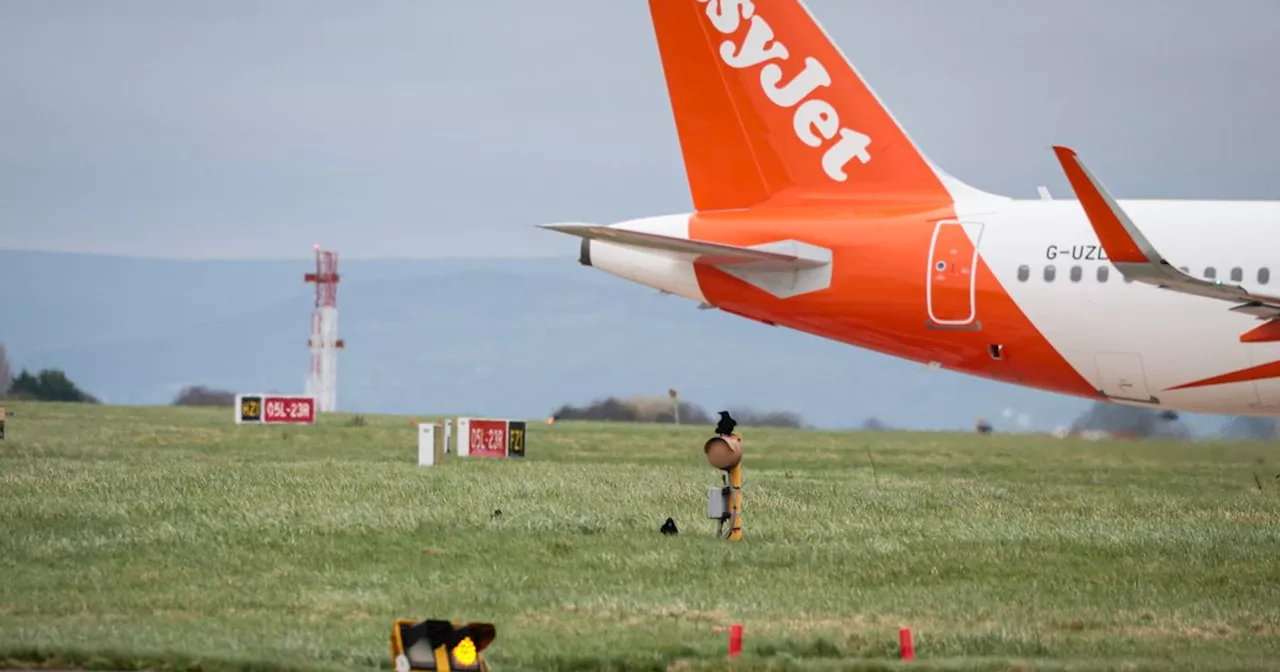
[3,0,1279,260]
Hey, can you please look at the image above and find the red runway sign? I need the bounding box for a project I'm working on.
[236,394,316,425]
[263,395,315,424]
[467,419,509,458]
[462,418,528,458]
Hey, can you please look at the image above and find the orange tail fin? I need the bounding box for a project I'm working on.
[648,0,964,211]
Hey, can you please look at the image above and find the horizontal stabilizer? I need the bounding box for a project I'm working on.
[1052,145,1280,322]
[540,223,831,271]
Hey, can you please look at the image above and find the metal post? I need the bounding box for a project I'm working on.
[726,461,743,541]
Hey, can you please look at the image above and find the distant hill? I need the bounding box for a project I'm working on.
[0,249,1229,433]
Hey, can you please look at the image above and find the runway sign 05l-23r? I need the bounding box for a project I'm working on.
[235,393,317,425]
[456,417,526,458]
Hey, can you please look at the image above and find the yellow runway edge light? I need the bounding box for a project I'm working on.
[390,618,496,672]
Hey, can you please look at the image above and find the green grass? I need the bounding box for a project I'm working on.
[2,401,1280,671]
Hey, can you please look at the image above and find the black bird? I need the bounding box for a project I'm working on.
[660,517,678,535]
[715,411,737,436]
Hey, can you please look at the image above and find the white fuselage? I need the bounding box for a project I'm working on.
[980,197,1280,415]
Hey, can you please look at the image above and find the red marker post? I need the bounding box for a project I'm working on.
[899,626,914,661]
[728,622,743,658]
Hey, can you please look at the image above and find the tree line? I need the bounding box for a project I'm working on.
[0,341,99,403]
[551,394,806,429]
[2,337,1275,439]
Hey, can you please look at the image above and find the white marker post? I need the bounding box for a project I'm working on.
[417,423,437,467]
[456,417,470,457]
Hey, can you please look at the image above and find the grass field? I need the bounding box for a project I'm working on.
[2,401,1280,671]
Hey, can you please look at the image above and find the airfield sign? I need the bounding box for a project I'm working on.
[468,418,510,458]
[235,394,316,425]
[457,417,527,458]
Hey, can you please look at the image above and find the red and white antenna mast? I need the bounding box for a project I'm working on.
[304,245,344,412]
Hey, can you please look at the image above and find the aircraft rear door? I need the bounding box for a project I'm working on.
[926,220,983,328]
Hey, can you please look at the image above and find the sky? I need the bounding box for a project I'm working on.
[3,0,1280,260]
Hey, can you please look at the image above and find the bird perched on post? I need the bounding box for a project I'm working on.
[715,411,737,436]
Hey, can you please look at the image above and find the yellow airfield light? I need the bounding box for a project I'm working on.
[453,637,477,666]
[390,619,496,671]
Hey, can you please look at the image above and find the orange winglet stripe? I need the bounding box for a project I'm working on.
[1240,320,1280,343]
[1166,360,1280,391]
[1051,146,1147,264]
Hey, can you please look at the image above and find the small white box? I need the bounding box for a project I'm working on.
[417,424,436,467]
[455,417,470,457]
[707,486,728,519]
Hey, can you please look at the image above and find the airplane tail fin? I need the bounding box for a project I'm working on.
[647,0,994,211]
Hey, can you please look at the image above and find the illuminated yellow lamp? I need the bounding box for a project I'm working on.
[453,636,477,666]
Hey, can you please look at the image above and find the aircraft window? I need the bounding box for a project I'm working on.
[1231,267,1243,282]
[1070,265,1082,282]
[1179,266,1189,273]
[1261,268,1271,285]
[1097,266,1109,282]
[1017,265,1029,282]
[1044,265,1056,282]
[1205,267,1216,280]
